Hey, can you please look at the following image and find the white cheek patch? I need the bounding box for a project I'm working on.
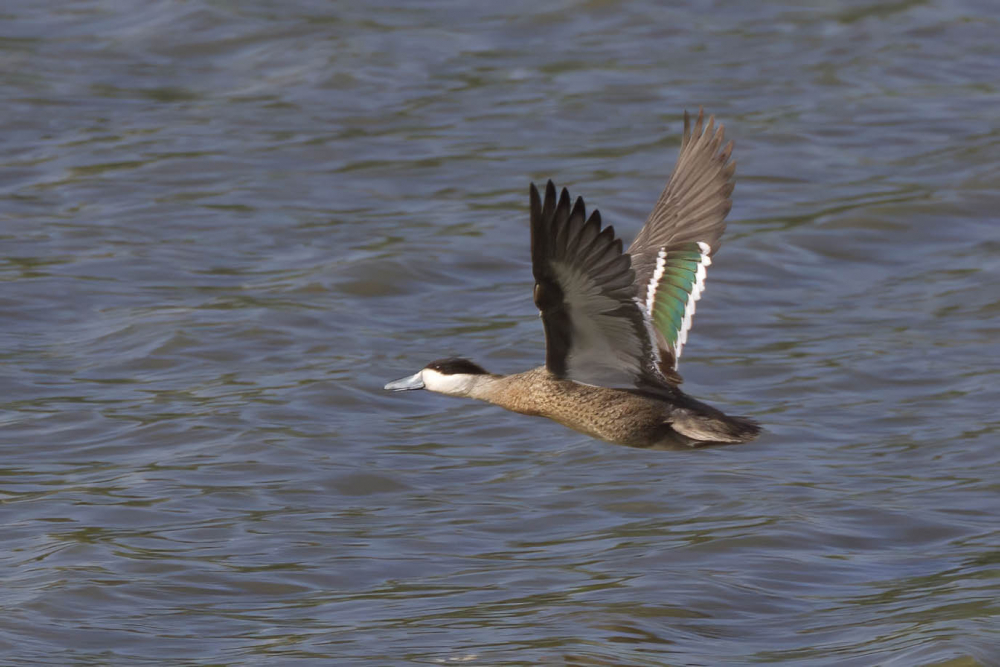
[421,369,475,396]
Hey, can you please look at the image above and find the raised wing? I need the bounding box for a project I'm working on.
[530,181,655,388]
[629,108,736,376]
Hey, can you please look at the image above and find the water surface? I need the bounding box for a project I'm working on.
[2,0,999,664]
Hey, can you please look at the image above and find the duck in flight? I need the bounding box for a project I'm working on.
[386,109,760,448]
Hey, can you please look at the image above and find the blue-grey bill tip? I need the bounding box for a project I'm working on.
[384,372,424,391]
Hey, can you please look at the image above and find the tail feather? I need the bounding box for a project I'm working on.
[671,409,761,444]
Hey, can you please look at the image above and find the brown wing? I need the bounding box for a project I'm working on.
[630,108,736,290]
[628,108,736,377]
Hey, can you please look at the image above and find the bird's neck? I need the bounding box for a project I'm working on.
[465,373,506,401]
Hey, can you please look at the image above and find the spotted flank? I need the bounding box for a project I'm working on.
[644,241,712,367]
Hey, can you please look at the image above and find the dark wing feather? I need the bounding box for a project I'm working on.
[530,181,656,388]
[630,108,735,289]
[629,108,736,378]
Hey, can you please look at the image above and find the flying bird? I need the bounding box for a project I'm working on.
[386,109,760,448]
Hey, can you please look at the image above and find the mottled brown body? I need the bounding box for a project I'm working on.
[472,367,687,448]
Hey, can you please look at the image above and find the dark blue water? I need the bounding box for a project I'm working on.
[2,1,998,664]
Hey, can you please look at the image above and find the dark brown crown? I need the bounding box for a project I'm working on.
[425,358,489,375]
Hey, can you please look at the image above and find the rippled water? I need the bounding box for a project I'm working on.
[2,1,999,664]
